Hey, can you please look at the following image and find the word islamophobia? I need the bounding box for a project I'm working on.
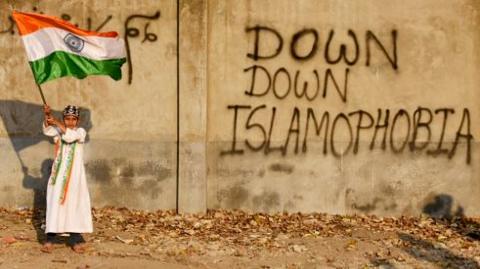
[221,25,473,164]
[221,105,472,164]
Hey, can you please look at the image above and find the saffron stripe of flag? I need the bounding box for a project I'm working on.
[12,11,117,37]
[12,11,126,84]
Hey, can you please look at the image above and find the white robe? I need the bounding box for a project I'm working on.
[43,123,93,233]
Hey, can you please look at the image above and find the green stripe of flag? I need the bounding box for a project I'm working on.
[29,51,126,84]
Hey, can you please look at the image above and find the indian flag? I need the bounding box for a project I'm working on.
[12,11,126,84]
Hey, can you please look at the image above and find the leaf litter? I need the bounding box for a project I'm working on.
[0,207,479,268]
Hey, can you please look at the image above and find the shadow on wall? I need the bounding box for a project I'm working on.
[368,194,480,268]
[423,194,464,219]
[397,233,479,269]
[0,100,92,243]
[422,193,480,241]
[22,158,52,243]
[0,100,92,149]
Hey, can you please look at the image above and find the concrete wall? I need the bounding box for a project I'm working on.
[205,0,480,216]
[0,0,479,216]
[0,0,178,209]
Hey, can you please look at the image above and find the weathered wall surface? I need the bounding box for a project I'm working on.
[0,0,178,209]
[206,0,480,216]
[0,0,479,216]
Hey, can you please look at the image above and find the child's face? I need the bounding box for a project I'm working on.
[63,115,79,129]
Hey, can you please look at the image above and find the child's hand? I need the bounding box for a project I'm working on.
[46,115,56,126]
[43,105,51,116]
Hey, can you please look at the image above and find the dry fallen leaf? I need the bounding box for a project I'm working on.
[1,236,16,244]
[51,259,68,264]
[115,235,133,244]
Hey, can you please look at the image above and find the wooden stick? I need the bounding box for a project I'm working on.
[36,83,47,105]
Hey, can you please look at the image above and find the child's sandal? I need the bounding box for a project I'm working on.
[40,242,54,253]
[72,243,86,254]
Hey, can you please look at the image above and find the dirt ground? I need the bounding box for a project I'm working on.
[0,207,479,269]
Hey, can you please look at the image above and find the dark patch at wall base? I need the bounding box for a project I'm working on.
[268,163,294,174]
[345,188,398,214]
[218,185,250,208]
[293,194,303,200]
[252,191,281,212]
[2,186,14,192]
[351,197,380,212]
[139,179,163,200]
[284,200,295,211]
[120,163,135,178]
[85,159,112,182]
[136,161,171,181]
[216,168,255,177]
[218,185,282,212]
[86,159,171,183]
[85,158,172,208]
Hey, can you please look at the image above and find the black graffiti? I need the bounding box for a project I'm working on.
[330,113,353,157]
[141,23,158,43]
[244,65,349,103]
[246,25,398,70]
[284,107,301,154]
[409,107,433,151]
[325,30,360,66]
[0,9,104,34]
[294,70,320,101]
[87,15,113,32]
[427,108,455,156]
[302,108,329,154]
[0,16,14,35]
[366,30,398,70]
[272,68,291,99]
[290,28,318,60]
[221,105,473,164]
[41,10,112,31]
[246,25,283,61]
[124,11,161,84]
[348,110,374,154]
[220,105,250,156]
[369,109,389,150]
[245,105,267,152]
[448,108,473,163]
[389,109,410,153]
[265,106,285,155]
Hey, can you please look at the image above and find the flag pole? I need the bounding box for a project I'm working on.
[35,83,47,105]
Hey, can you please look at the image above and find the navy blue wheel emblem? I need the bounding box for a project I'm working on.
[63,33,85,53]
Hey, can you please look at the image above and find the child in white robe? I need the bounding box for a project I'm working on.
[41,104,93,253]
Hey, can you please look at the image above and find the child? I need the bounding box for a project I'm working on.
[41,104,93,253]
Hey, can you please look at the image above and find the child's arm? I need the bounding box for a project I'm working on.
[43,104,51,127]
[42,121,59,137]
[47,117,67,134]
[42,105,60,137]
[62,128,86,143]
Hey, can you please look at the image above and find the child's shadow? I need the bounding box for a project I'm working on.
[22,159,52,243]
